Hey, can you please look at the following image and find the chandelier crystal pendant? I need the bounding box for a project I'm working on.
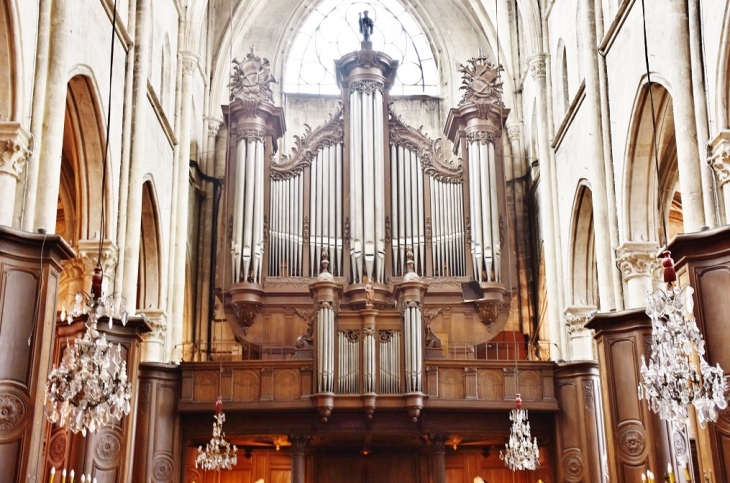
[500,394,540,471]
[45,268,132,435]
[196,396,238,471]
[638,252,727,429]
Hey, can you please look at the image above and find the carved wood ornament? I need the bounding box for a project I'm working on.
[388,108,462,183]
[271,106,345,180]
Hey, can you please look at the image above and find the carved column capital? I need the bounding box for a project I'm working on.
[710,130,730,186]
[505,120,522,142]
[288,434,310,453]
[527,54,547,80]
[616,241,659,281]
[564,305,597,335]
[139,310,167,341]
[181,51,199,76]
[466,131,495,145]
[75,239,119,294]
[0,123,32,179]
[206,117,223,139]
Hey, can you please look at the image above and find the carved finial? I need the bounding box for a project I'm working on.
[403,246,420,281]
[229,45,277,104]
[318,248,334,281]
[458,54,506,118]
[358,10,374,43]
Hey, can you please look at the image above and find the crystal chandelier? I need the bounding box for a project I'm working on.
[44,268,132,435]
[638,252,727,429]
[500,394,540,471]
[196,396,238,471]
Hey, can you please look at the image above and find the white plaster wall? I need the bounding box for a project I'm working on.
[547,0,583,128]
[702,0,729,132]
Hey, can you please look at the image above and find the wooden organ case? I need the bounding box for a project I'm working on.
[181,45,560,483]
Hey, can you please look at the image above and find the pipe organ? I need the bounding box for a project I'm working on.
[222,46,511,421]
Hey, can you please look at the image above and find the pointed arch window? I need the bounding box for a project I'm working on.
[284,0,439,96]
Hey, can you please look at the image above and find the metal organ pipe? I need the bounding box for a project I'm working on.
[403,302,422,393]
[363,329,375,393]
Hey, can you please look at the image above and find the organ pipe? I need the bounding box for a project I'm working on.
[317,301,335,393]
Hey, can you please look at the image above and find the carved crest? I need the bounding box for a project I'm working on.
[458,56,506,119]
[388,108,462,183]
[271,105,345,180]
[230,46,277,105]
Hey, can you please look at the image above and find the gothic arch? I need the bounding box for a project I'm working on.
[555,39,569,119]
[137,179,164,310]
[568,182,598,307]
[57,73,115,245]
[716,0,730,128]
[0,0,21,121]
[623,76,681,245]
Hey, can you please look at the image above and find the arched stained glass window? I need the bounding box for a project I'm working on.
[284,0,439,96]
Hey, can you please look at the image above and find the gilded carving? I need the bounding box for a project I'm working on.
[95,432,122,461]
[0,393,25,432]
[389,109,462,183]
[458,55,506,119]
[230,46,276,104]
[272,106,344,180]
[619,429,646,457]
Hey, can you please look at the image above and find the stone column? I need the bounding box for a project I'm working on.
[0,123,31,226]
[289,434,308,483]
[431,434,447,483]
[139,309,167,362]
[579,0,615,311]
[554,362,607,483]
[528,54,565,359]
[32,0,71,232]
[667,0,705,232]
[121,0,153,310]
[564,305,597,361]
[587,309,676,483]
[710,130,730,224]
[167,52,198,361]
[616,242,659,309]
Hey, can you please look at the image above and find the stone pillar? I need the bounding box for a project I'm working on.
[578,0,615,311]
[554,362,607,483]
[668,226,730,483]
[710,130,730,224]
[0,123,31,226]
[528,54,565,359]
[587,309,676,483]
[167,52,198,362]
[43,316,151,483]
[289,434,308,483]
[32,0,71,232]
[431,434,447,483]
[0,227,73,482]
[564,305,597,361]
[616,242,659,309]
[667,0,706,232]
[121,0,153,310]
[131,363,181,483]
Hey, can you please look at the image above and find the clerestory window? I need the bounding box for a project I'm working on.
[284,0,439,96]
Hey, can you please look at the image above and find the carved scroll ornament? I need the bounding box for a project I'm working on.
[271,106,345,180]
[388,109,462,183]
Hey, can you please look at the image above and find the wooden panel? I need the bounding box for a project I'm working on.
[438,368,465,399]
[477,369,503,400]
[607,338,641,423]
[0,269,36,384]
[518,370,542,401]
[193,371,219,402]
[233,370,260,400]
[273,369,300,400]
[696,266,730,371]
